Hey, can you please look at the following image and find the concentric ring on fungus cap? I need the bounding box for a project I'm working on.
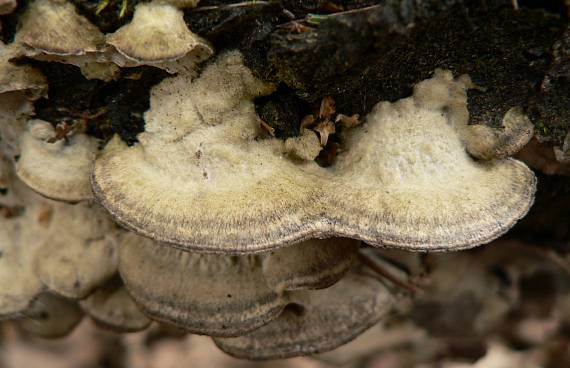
[92,52,536,254]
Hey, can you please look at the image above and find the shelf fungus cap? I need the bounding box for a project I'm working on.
[0,43,48,157]
[0,219,44,317]
[14,0,119,81]
[18,292,83,338]
[214,269,396,359]
[118,235,358,336]
[106,2,213,73]
[0,43,47,97]
[1,172,118,315]
[16,120,98,202]
[0,182,49,317]
[329,70,536,250]
[92,58,535,253]
[262,238,359,291]
[80,275,151,332]
[16,0,104,56]
[34,202,118,299]
[461,106,535,160]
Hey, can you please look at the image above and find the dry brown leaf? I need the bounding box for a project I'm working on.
[315,120,336,146]
[335,113,360,128]
[284,21,312,34]
[300,114,316,131]
[47,122,73,143]
[318,96,335,121]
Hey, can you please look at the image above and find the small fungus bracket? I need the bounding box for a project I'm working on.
[462,107,535,160]
[16,120,98,203]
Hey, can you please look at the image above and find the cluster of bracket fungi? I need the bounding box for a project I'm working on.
[1,0,570,364]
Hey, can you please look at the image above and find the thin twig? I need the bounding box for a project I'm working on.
[190,1,269,12]
[359,252,420,292]
[305,4,384,24]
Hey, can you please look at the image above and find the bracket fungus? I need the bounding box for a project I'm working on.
[80,275,151,333]
[15,120,99,202]
[16,0,103,57]
[0,212,44,317]
[460,107,535,160]
[0,176,50,317]
[92,54,536,253]
[106,1,213,73]
[0,164,118,316]
[214,268,397,359]
[118,234,359,336]
[0,44,47,157]
[12,0,212,78]
[0,44,47,97]
[0,0,566,363]
[17,292,83,339]
[33,202,118,299]
[14,0,120,81]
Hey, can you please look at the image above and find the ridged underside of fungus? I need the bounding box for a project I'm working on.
[18,292,83,339]
[92,52,536,253]
[118,234,359,336]
[80,275,151,333]
[214,269,396,359]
